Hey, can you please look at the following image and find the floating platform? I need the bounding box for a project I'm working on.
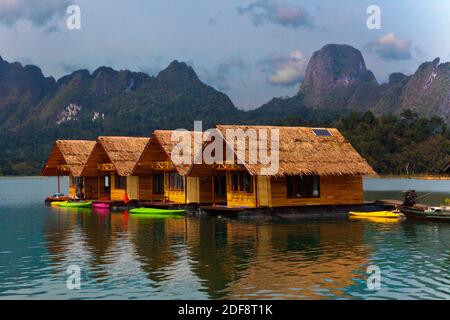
[200,202,388,219]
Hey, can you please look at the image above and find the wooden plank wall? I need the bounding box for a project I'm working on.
[127,176,139,200]
[186,177,199,204]
[257,176,271,207]
[84,176,110,200]
[139,176,151,200]
[166,190,185,203]
[138,175,164,201]
[69,175,76,198]
[270,175,364,207]
[111,174,126,202]
[198,176,213,204]
[226,172,257,208]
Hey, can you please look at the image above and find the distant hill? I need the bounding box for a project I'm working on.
[0,44,449,175]
[258,44,450,120]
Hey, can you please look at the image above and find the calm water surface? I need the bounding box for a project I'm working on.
[0,177,449,300]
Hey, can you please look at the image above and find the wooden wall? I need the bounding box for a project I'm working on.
[166,190,185,203]
[186,177,199,204]
[82,176,110,200]
[269,175,364,207]
[226,172,257,208]
[110,173,125,202]
[127,176,139,200]
[69,175,76,198]
[138,175,164,201]
[257,176,271,207]
[193,174,231,205]
[223,174,364,208]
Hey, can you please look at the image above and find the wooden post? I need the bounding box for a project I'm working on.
[57,174,61,194]
[150,173,153,202]
[97,171,101,200]
[254,175,258,208]
[212,173,215,206]
[184,176,187,204]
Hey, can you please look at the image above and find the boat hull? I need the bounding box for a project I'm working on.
[93,202,110,209]
[400,207,450,222]
[348,211,400,219]
[130,208,185,215]
[58,201,92,208]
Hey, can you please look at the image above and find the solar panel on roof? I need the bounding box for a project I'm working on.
[312,129,332,136]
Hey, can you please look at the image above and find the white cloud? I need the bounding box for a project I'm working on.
[0,0,70,27]
[259,50,308,86]
[365,33,412,61]
[237,0,314,29]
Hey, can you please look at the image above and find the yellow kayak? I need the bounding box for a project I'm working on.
[51,201,68,207]
[349,211,400,219]
[349,216,400,224]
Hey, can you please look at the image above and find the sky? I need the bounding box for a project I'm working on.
[0,0,449,109]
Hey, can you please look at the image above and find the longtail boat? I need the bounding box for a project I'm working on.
[399,205,450,222]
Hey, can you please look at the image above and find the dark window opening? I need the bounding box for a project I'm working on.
[231,172,253,193]
[115,175,127,189]
[214,175,226,197]
[153,173,164,194]
[72,176,84,186]
[167,172,185,191]
[286,175,320,198]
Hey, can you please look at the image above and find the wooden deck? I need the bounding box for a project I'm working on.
[376,199,403,208]
[200,201,388,218]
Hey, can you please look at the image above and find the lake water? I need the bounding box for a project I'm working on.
[0,177,449,300]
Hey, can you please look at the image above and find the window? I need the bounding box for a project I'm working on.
[312,129,332,137]
[167,172,184,191]
[153,173,164,194]
[231,172,253,193]
[214,175,226,197]
[115,175,127,189]
[104,176,110,192]
[72,176,84,186]
[286,175,320,198]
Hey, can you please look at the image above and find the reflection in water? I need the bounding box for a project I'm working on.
[39,209,373,299]
[2,178,449,299]
[1,188,449,299]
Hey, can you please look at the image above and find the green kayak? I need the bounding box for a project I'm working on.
[58,201,92,208]
[130,213,185,219]
[129,207,185,215]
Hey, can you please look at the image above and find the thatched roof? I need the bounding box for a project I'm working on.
[41,140,96,177]
[192,125,376,177]
[134,130,202,176]
[82,136,149,176]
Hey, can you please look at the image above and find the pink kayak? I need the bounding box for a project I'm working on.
[93,202,110,209]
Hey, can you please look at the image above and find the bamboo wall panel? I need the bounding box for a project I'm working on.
[127,176,139,200]
[186,177,199,204]
[257,176,271,207]
[198,176,213,204]
[166,190,185,203]
[139,176,151,200]
[270,175,364,207]
[69,186,76,198]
